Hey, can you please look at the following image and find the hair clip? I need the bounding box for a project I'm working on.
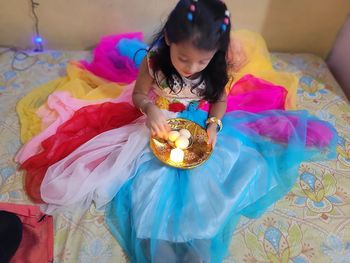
[187,0,198,22]
[221,9,230,32]
[187,12,194,21]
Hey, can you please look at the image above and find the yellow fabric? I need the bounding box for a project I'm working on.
[16,61,124,143]
[226,30,298,110]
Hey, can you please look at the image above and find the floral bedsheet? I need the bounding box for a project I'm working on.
[0,49,349,263]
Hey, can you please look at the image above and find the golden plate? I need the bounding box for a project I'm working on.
[150,118,213,169]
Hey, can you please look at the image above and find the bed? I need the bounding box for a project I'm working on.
[0,47,349,262]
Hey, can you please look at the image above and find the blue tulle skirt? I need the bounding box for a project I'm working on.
[105,107,337,263]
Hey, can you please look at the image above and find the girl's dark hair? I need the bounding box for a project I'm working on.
[149,0,231,103]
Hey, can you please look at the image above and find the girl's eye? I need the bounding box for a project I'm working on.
[179,58,188,63]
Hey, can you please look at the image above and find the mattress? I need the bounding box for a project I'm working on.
[0,48,349,262]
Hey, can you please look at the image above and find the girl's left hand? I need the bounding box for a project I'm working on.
[206,123,218,147]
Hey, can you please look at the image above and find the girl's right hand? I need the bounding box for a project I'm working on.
[145,104,171,139]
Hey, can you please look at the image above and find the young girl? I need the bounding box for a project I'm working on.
[35,0,337,262]
[132,0,230,146]
[103,0,336,262]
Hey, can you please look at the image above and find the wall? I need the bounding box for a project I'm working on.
[0,0,350,58]
[327,15,350,99]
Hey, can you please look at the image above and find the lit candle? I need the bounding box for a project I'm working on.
[170,148,184,163]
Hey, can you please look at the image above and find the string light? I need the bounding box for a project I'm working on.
[30,0,43,52]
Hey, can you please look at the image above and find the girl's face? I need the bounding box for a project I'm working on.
[168,40,216,78]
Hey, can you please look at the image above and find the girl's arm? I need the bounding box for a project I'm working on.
[208,92,227,120]
[132,58,154,112]
[132,58,170,138]
[207,91,227,146]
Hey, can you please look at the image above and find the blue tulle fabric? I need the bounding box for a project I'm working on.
[105,106,337,263]
[116,38,148,68]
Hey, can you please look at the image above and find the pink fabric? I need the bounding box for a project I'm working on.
[201,74,287,112]
[0,203,53,263]
[246,116,334,147]
[305,121,335,147]
[15,84,134,164]
[81,32,143,84]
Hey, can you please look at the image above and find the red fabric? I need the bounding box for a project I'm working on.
[21,102,142,203]
[168,102,186,112]
[0,203,53,263]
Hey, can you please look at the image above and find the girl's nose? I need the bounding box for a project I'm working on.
[186,64,197,74]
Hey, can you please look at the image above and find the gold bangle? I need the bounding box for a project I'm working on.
[206,117,223,132]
